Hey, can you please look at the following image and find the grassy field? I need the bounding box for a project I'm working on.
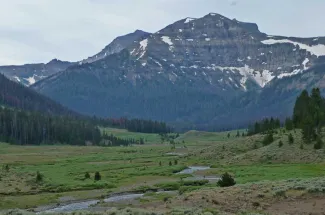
[1,128,325,214]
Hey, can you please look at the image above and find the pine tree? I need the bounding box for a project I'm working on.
[314,136,324,149]
[278,140,283,148]
[169,161,172,166]
[94,172,101,181]
[293,90,310,128]
[285,118,294,130]
[288,134,294,145]
[236,131,240,137]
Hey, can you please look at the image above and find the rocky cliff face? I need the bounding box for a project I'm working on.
[31,13,325,130]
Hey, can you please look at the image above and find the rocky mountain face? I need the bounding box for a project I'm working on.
[81,30,151,63]
[32,13,325,130]
[0,59,73,86]
[0,30,150,86]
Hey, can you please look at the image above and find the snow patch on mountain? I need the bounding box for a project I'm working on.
[302,58,309,70]
[277,69,302,79]
[13,76,21,83]
[261,39,325,57]
[24,75,36,85]
[137,39,148,59]
[161,36,173,46]
[215,65,275,89]
[184,18,195,23]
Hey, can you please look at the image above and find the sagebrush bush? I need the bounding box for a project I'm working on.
[85,172,90,179]
[217,172,236,187]
[36,171,43,183]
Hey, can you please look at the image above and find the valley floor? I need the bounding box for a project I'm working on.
[1,129,325,214]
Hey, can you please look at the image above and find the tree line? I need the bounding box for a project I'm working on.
[247,88,325,148]
[0,107,101,146]
[292,88,325,145]
[101,133,144,146]
[91,117,173,134]
[247,117,281,135]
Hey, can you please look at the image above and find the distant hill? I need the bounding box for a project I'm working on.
[0,73,75,116]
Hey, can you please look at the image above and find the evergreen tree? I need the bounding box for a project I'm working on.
[314,136,324,149]
[236,131,240,137]
[94,172,101,181]
[174,160,178,165]
[293,90,310,128]
[169,161,172,166]
[262,132,274,146]
[285,118,294,130]
[278,140,283,148]
[288,134,294,145]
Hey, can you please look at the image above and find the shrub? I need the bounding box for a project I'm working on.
[4,164,9,172]
[278,140,283,148]
[159,161,162,166]
[163,196,170,202]
[94,171,101,181]
[174,160,178,165]
[288,133,294,144]
[300,144,304,149]
[217,172,236,187]
[314,137,323,149]
[252,202,260,207]
[181,180,209,186]
[156,182,180,191]
[169,161,172,166]
[262,133,274,146]
[85,172,90,179]
[36,171,43,182]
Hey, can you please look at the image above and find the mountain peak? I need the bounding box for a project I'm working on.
[134,29,148,34]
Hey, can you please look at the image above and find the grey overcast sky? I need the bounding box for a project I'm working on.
[1,0,325,65]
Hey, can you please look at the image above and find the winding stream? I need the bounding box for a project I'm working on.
[176,166,211,174]
[37,166,213,213]
[38,192,158,213]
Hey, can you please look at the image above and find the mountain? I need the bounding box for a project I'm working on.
[0,73,75,116]
[0,30,150,86]
[0,59,73,86]
[81,30,151,64]
[32,13,325,130]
